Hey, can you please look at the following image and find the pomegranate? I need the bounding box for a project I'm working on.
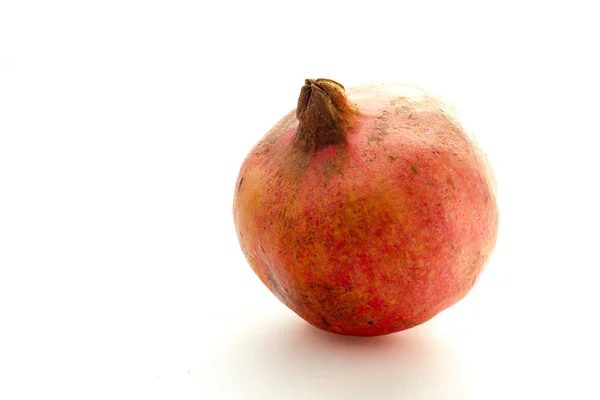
[233,78,498,336]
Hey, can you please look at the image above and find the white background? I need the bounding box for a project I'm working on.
[1,1,599,399]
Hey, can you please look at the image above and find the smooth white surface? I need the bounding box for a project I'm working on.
[1,1,599,399]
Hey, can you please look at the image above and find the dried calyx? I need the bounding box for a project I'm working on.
[294,78,357,151]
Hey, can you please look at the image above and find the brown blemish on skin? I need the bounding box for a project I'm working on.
[411,166,419,174]
[267,271,291,306]
[237,177,244,193]
[253,141,272,157]
[375,120,389,136]
[324,160,336,170]
[368,135,382,143]
[279,147,312,178]
[388,155,397,162]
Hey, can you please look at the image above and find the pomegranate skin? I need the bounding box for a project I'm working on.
[233,81,498,336]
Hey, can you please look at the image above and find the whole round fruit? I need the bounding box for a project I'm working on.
[233,78,498,336]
